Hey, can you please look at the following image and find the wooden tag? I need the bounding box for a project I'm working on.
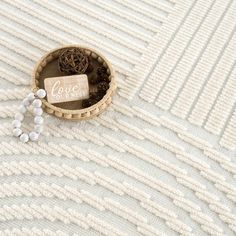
[44,74,89,104]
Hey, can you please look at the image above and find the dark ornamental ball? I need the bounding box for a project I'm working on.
[82,99,94,108]
[96,66,109,82]
[97,66,107,76]
[58,48,89,74]
[90,92,104,102]
[81,92,105,108]
[97,81,109,94]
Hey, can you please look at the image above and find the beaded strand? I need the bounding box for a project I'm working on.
[12,89,46,143]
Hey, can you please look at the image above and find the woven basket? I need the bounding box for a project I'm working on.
[32,45,116,120]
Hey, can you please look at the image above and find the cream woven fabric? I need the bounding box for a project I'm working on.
[0,0,236,235]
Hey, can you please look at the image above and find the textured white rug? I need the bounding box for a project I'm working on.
[0,0,236,235]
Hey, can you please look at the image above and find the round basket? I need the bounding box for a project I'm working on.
[32,45,116,120]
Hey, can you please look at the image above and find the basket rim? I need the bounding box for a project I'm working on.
[31,45,116,116]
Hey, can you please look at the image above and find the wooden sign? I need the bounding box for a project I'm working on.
[44,74,89,104]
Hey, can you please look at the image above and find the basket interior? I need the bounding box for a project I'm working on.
[36,48,111,110]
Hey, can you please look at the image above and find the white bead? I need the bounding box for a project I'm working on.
[13,128,22,137]
[35,124,43,133]
[18,105,27,114]
[36,89,46,98]
[15,113,24,121]
[33,107,43,116]
[12,119,21,128]
[20,133,29,143]
[34,116,44,124]
[22,97,30,106]
[27,92,35,101]
[29,131,39,141]
[32,99,42,108]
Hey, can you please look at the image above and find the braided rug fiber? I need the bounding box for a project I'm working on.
[0,0,236,235]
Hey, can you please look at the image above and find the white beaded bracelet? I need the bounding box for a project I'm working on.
[12,89,46,143]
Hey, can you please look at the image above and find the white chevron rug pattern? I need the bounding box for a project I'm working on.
[0,0,236,236]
